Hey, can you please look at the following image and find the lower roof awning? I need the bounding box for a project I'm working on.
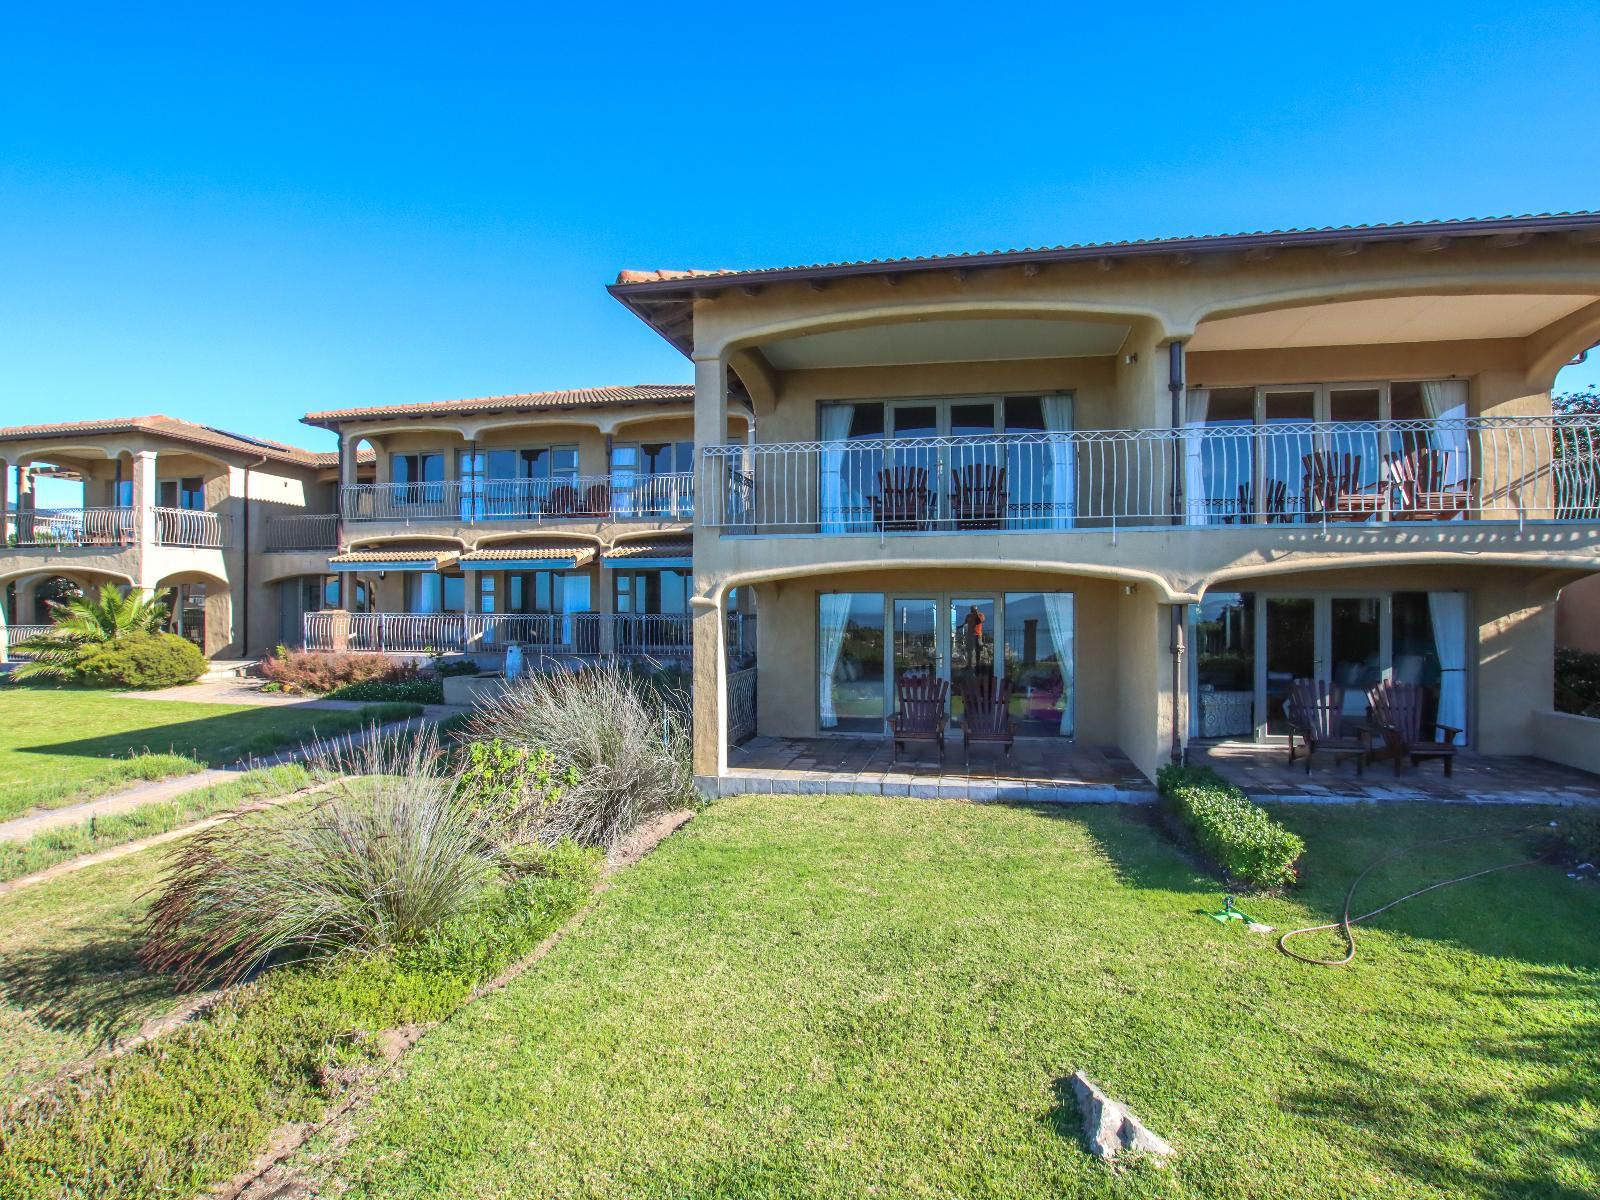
[327,549,458,572]
[456,542,597,571]
[600,537,693,570]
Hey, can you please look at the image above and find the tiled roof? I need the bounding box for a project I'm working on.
[458,542,598,565]
[601,536,693,560]
[0,415,324,466]
[613,211,1600,289]
[327,549,457,565]
[312,447,377,467]
[302,385,696,428]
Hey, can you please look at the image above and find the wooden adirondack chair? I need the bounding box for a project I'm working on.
[581,481,612,517]
[950,463,1008,528]
[888,673,948,763]
[869,466,935,531]
[1384,448,1475,521]
[1226,479,1291,524]
[1301,452,1387,521]
[542,483,581,517]
[1365,679,1461,776]
[960,676,1014,764]
[1285,678,1369,774]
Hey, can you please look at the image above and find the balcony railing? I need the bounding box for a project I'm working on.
[699,416,1600,533]
[302,611,603,655]
[612,613,692,657]
[6,507,136,547]
[340,473,694,524]
[152,507,229,548]
[266,513,340,551]
[3,625,54,657]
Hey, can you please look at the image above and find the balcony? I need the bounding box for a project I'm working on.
[698,416,1600,533]
[7,507,136,547]
[265,513,340,551]
[151,507,229,548]
[339,473,694,525]
[300,610,752,660]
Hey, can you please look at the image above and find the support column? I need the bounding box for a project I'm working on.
[596,561,616,655]
[691,595,727,781]
[16,465,35,544]
[0,456,9,546]
[131,450,158,578]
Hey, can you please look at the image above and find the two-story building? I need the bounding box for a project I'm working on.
[609,213,1600,787]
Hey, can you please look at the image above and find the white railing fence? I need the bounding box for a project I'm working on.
[727,666,757,743]
[6,507,136,547]
[152,507,229,548]
[612,613,692,656]
[302,611,603,655]
[3,625,54,657]
[340,472,694,523]
[699,416,1600,532]
[265,513,339,551]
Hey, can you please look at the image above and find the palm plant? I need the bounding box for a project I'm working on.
[10,583,169,681]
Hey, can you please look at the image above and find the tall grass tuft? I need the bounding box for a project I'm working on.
[466,662,695,851]
[141,728,503,986]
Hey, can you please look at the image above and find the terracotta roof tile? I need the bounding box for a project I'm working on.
[303,385,696,428]
[458,542,597,565]
[327,549,457,565]
[601,536,692,560]
[0,415,324,466]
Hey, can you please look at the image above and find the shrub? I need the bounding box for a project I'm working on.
[1561,808,1600,864]
[141,729,502,986]
[1555,647,1600,718]
[1156,764,1305,889]
[74,632,207,689]
[8,583,168,683]
[467,662,696,851]
[325,676,445,704]
[432,657,481,678]
[260,647,423,695]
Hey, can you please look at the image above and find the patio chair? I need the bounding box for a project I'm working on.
[542,483,581,517]
[1301,452,1387,521]
[1226,479,1290,524]
[1364,679,1461,777]
[960,676,1014,764]
[888,673,948,764]
[581,481,612,517]
[950,463,1008,528]
[868,466,936,531]
[1384,448,1475,521]
[1285,678,1368,774]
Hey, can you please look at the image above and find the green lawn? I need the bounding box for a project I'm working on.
[0,688,414,820]
[306,795,1600,1200]
[0,844,201,1099]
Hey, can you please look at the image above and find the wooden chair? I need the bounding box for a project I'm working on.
[1285,678,1368,774]
[960,676,1014,764]
[1385,449,1475,521]
[950,463,1008,528]
[581,481,612,517]
[888,673,948,763]
[1301,452,1387,521]
[1365,680,1461,776]
[1226,479,1290,524]
[868,466,935,531]
[542,483,581,517]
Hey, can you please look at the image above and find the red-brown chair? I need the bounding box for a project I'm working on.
[888,673,948,763]
[1365,680,1461,776]
[1384,449,1475,521]
[868,466,935,531]
[960,676,1014,764]
[1285,678,1369,774]
[1301,452,1387,521]
[542,483,581,517]
[950,464,1008,528]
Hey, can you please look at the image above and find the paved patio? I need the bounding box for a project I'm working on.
[1197,740,1600,806]
[710,736,1155,802]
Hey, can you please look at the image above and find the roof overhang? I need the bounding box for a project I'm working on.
[600,538,693,569]
[327,550,458,571]
[456,542,597,571]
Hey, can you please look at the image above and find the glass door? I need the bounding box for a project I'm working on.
[948,596,997,722]
[891,597,940,685]
[1257,593,1389,737]
[1260,596,1316,737]
[886,404,941,525]
[1327,596,1387,722]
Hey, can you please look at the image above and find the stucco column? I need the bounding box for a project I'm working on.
[15,465,34,544]
[131,449,158,565]
[691,596,727,781]
[596,562,616,655]
[0,456,9,546]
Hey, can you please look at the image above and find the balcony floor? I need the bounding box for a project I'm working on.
[1196,741,1600,806]
[708,735,1155,802]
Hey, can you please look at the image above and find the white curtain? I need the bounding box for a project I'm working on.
[1183,389,1211,525]
[1421,379,1470,490]
[1041,592,1075,736]
[1428,591,1468,744]
[818,594,852,729]
[819,404,854,533]
[1042,395,1076,529]
[610,446,638,519]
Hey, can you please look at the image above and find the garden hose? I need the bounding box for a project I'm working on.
[1277,823,1549,967]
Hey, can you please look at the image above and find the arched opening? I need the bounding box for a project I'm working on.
[152,570,232,657]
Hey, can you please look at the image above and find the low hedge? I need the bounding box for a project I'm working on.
[75,633,207,689]
[1156,764,1305,888]
[0,843,600,1199]
[326,677,445,705]
[260,648,423,696]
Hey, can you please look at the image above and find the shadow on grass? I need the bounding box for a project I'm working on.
[17,704,362,770]
[0,932,181,1043]
[1016,801,1219,896]
[1282,975,1600,1199]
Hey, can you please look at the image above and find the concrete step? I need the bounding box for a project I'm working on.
[202,658,258,681]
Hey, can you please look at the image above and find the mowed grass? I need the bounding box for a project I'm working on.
[0,688,415,820]
[313,796,1600,1200]
[0,844,202,1100]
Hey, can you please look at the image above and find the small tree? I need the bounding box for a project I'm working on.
[10,583,170,682]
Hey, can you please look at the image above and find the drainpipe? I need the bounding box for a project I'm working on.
[1169,604,1186,766]
[1168,339,1185,525]
[241,454,268,657]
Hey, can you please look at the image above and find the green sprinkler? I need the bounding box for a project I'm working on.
[1208,895,1259,926]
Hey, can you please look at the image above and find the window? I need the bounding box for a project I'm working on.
[1001,592,1075,736]
[612,569,689,615]
[406,573,465,613]
[818,593,885,732]
[392,452,445,508]
[508,570,591,614]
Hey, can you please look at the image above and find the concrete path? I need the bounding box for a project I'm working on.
[0,710,458,844]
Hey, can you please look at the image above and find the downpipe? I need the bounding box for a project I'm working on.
[1169,604,1186,767]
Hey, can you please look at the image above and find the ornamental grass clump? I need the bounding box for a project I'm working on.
[466,662,695,851]
[141,728,503,986]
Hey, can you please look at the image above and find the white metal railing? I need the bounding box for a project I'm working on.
[266,513,339,551]
[612,613,692,657]
[340,472,694,523]
[152,507,229,547]
[301,611,603,655]
[727,666,757,743]
[6,507,136,547]
[727,611,756,662]
[699,416,1600,532]
[4,625,54,657]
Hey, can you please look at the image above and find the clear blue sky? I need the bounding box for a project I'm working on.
[2,0,1597,465]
